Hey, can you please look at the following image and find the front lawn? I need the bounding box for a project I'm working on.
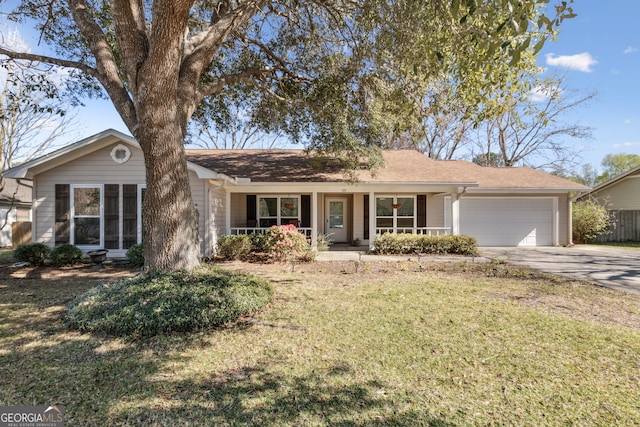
[1,260,639,425]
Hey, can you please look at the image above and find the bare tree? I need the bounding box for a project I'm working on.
[0,27,76,231]
[471,75,595,172]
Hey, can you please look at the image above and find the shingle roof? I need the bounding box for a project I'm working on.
[185,149,587,190]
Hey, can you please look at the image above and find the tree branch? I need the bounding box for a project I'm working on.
[0,47,97,77]
[110,0,149,97]
[181,0,269,86]
[67,0,137,130]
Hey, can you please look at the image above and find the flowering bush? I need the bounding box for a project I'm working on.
[264,224,310,261]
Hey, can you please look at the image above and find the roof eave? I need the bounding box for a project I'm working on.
[4,129,137,179]
[467,187,590,193]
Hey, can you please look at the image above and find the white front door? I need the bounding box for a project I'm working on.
[326,197,348,243]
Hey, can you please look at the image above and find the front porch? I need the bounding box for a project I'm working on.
[219,190,460,250]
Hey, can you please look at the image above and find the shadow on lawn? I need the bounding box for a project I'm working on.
[112,360,455,426]
[0,269,454,426]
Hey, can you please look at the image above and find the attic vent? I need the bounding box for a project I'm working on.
[110,144,131,164]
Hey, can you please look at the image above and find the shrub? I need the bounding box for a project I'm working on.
[65,265,273,338]
[573,200,612,243]
[373,233,477,256]
[14,243,51,266]
[217,235,252,260]
[50,244,83,267]
[126,244,145,267]
[263,224,310,261]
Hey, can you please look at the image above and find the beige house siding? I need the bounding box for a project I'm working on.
[35,144,147,247]
[189,169,207,255]
[34,144,211,253]
[352,193,365,243]
[230,193,247,228]
[591,176,640,210]
[426,194,445,227]
[208,184,227,255]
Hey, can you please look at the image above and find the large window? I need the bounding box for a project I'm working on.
[259,196,300,227]
[72,185,102,246]
[376,196,416,231]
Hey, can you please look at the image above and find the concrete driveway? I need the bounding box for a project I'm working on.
[479,246,640,295]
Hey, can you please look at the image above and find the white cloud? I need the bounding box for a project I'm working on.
[624,119,632,125]
[528,85,560,103]
[623,46,638,54]
[611,69,620,75]
[545,52,598,72]
[613,142,640,148]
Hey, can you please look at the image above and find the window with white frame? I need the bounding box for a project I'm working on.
[72,185,102,246]
[259,196,300,227]
[376,196,416,231]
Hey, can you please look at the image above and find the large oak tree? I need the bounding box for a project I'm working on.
[0,0,574,271]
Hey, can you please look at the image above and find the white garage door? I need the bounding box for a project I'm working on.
[460,198,554,246]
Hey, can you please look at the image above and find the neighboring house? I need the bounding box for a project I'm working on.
[577,165,640,242]
[0,178,33,247]
[4,129,588,257]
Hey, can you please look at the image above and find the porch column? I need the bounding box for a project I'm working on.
[311,191,318,250]
[369,191,376,250]
[225,190,231,235]
[451,192,460,235]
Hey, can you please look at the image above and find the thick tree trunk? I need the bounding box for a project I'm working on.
[135,121,201,272]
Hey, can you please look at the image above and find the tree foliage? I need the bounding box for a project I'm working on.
[572,199,611,244]
[0,0,575,271]
[596,153,640,184]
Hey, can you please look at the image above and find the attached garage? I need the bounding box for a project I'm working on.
[460,197,556,247]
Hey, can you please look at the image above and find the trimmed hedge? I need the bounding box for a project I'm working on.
[65,265,273,338]
[126,244,145,267]
[217,235,253,260]
[50,244,83,267]
[373,233,477,256]
[14,243,51,266]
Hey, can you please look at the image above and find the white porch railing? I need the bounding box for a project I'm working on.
[375,227,452,236]
[231,227,313,239]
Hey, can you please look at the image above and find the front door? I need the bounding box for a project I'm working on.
[326,197,348,243]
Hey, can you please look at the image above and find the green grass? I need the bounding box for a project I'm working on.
[0,247,14,260]
[1,261,639,425]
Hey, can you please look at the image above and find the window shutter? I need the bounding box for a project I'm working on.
[363,194,369,239]
[246,195,257,223]
[123,185,138,249]
[55,184,70,244]
[104,184,119,249]
[301,195,311,227]
[417,194,427,228]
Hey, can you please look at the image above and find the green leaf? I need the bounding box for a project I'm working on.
[533,39,546,55]
[451,0,461,16]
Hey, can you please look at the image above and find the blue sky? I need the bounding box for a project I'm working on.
[3,1,639,174]
[535,1,640,172]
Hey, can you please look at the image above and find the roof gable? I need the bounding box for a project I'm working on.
[580,164,640,197]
